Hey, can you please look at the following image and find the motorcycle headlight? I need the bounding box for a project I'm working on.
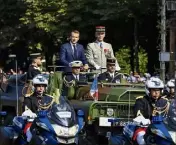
[107,108,114,117]
[52,124,79,137]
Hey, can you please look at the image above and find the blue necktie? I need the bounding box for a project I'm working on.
[100,42,103,49]
[73,44,77,59]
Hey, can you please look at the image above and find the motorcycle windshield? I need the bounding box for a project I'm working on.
[165,99,176,130]
[49,96,77,127]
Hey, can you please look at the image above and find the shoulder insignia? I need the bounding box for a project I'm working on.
[161,96,169,101]
[25,92,34,97]
[136,96,144,100]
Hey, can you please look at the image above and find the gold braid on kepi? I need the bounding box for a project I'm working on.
[63,76,75,87]
[38,95,55,110]
[152,102,170,116]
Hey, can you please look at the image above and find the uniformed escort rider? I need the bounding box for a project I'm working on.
[27,53,42,80]
[22,74,55,143]
[164,79,175,100]
[133,77,170,145]
[98,58,121,83]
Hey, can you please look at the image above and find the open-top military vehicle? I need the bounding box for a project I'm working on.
[47,70,146,141]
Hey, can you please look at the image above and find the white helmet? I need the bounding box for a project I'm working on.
[145,77,164,96]
[166,79,175,93]
[32,74,48,86]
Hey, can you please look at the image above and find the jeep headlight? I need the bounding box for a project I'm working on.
[52,124,79,137]
[107,108,114,116]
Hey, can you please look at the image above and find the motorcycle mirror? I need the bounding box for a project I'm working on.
[77,109,84,116]
[38,111,47,117]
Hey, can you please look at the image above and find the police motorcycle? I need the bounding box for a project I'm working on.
[0,96,85,145]
[108,99,176,145]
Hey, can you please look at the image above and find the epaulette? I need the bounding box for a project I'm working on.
[161,96,169,101]
[136,96,144,100]
[25,92,34,97]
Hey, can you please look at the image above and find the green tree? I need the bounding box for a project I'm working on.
[115,46,131,74]
[0,0,26,49]
[138,47,148,73]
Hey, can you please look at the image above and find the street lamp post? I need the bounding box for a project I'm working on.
[160,0,166,83]
[9,54,19,116]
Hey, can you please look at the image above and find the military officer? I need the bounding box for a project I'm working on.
[86,26,120,73]
[98,58,121,83]
[64,61,87,83]
[27,53,42,80]
[62,61,87,97]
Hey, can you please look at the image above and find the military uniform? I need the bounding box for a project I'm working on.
[86,26,120,73]
[98,58,121,83]
[98,71,121,83]
[27,65,41,80]
[23,93,54,113]
[134,95,169,119]
[62,61,87,97]
[27,53,42,80]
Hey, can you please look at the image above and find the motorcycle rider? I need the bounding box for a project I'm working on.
[22,74,55,143]
[163,79,175,100]
[133,77,170,144]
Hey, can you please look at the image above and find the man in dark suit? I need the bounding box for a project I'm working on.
[60,30,89,72]
[98,58,121,83]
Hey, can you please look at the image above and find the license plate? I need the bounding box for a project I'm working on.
[99,117,114,127]
[57,137,75,144]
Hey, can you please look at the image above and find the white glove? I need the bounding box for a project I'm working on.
[22,110,37,118]
[94,65,101,70]
[133,116,151,125]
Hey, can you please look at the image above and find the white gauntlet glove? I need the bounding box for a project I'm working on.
[22,110,37,118]
[95,65,101,70]
[133,116,151,125]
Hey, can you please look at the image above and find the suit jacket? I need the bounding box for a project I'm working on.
[60,42,87,72]
[86,41,120,73]
[98,71,121,83]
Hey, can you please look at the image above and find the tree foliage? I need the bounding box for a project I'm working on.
[138,47,148,73]
[115,46,131,74]
[0,0,159,73]
[0,0,26,49]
